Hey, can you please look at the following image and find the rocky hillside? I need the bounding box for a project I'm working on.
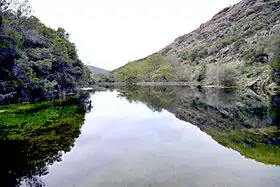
[115,0,280,89]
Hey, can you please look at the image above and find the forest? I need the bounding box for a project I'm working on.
[0,0,93,104]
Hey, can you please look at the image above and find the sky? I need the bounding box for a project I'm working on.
[29,0,240,70]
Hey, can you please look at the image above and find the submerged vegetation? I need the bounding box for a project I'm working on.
[0,93,92,187]
[0,0,93,104]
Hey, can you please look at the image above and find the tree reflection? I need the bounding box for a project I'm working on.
[0,92,92,187]
[117,87,176,112]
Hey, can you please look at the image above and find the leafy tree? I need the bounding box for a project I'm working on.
[217,66,236,87]
[57,27,69,39]
[125,74,138,86]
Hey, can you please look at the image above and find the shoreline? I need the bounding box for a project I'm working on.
[96,81,280,94]
[97,82,239,88]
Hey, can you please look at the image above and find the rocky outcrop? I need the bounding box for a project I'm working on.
[161,0,280,55]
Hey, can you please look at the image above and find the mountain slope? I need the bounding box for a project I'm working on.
[115,0,280,89]
[87,65,108,74]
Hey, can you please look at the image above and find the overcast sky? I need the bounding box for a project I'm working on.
[29,0,240,70]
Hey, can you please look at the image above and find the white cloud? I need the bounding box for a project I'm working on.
[29,0,240,70]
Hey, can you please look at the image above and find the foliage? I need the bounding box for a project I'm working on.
[92,72,115,83]
[115,54,178,83]
[181,50,198,62]
[181,44,210,63]
[217,65,237,87]
[241,47,268,64]
[0,2,93,104]
[269,37,280,84]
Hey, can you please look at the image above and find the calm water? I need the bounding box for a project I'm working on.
[1,87,280,187]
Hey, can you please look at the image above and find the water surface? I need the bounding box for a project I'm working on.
[0,87,280,187]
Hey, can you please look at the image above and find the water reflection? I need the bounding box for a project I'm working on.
[118,86,280,165]
[1,87,280,187]
[0,92,92,187]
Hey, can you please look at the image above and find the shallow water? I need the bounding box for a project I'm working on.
[1,87,280,187]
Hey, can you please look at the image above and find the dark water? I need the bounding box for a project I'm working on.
[1,87,280,187]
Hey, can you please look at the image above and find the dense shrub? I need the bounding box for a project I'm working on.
[206,64,236,87]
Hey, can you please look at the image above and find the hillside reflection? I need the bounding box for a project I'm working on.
[118,86,280,165]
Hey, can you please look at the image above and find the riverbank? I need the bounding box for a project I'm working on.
[97,81,279,92]
[1,81,278,105]
[98,82,201,87]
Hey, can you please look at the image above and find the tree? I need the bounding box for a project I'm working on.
[125,74,138,86]
[217,65,236,87]
[0,0,31,15]
[57,27,70,39]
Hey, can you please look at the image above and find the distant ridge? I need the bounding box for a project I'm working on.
[87,65,109,74]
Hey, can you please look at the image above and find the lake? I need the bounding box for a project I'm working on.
[1,87,280,187]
